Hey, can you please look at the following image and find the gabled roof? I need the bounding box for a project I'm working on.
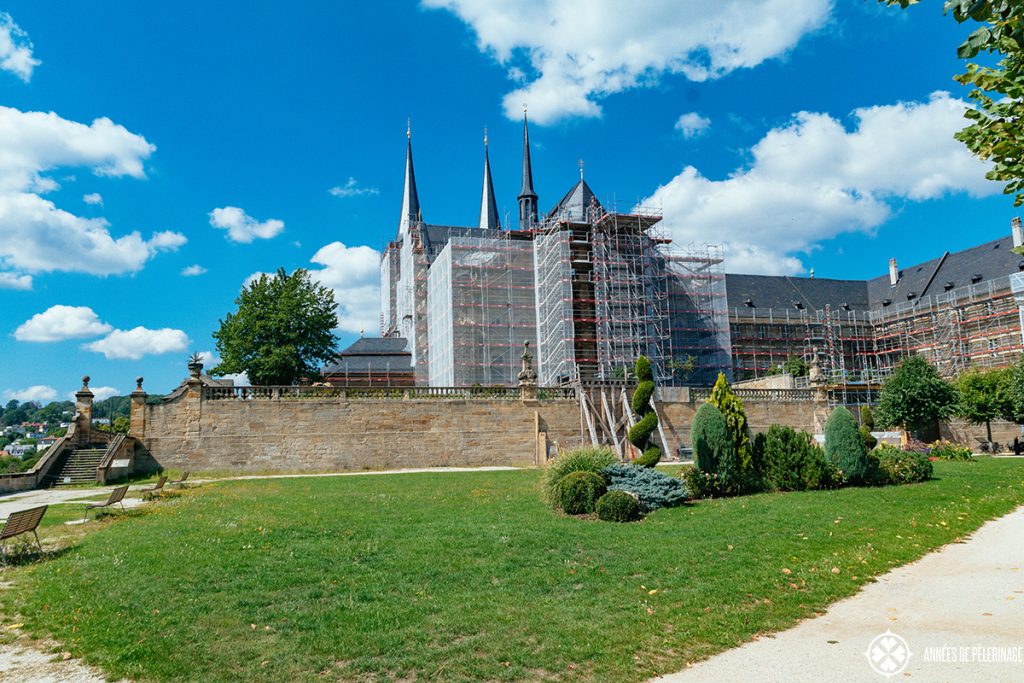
[322,336,413,375]
[546,179,603,223]
[866,235,1023,308]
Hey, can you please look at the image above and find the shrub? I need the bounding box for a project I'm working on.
[825,406,869,484]
[688,403,737,489]
[758,425,829,491]
[874,444,933,484]
[602,464,688,511]
[628,355,661,467]
[861,405,875,431]
[542,446,618,504]
[679,466,724,499]
[860,425,878,451]
[708,373,754,489]
[596,490,643,522]
[928,439,974,461]
[557,471,608,515]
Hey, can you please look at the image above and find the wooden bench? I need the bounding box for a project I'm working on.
[84,483,129,521]
[170,471,190,487]
[140,475,168,500]
[0,505,47,565]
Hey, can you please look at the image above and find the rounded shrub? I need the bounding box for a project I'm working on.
[824,406,869,484]
[596,490,642,522]
[542,446,618,505]
[557,470,608,515]
[692,403,729,475]
[874,444,933,484]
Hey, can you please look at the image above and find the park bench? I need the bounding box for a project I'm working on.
[170,471,190,487]
[0,505,47,565]
[84,483,129,521]
[140,475,168,500]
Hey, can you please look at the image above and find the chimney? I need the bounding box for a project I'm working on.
[1013,216,1023,248]
[889,258,899,286]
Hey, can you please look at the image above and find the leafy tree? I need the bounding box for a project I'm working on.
[212,268,339,386]
[876,356,958,436]
[1008,355,1024,422]
[783,355,809,377]
[627,356,662,467]
[691,403,732,478]
[955,367,1014,444]
[882,1,1024,205]
[708,372,754,484]
[825,406,869,484]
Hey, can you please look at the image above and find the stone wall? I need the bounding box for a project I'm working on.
[658,399,827,456]
[136,381,584,473]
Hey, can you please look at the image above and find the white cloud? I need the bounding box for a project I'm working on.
[4,385,56,403]
[0,272,31,290]
[424,0,831,123]
[84,326,190,360]
[82,192,103,205]
[14,305,112,342]
[209,206,284,243]
[243,271,272,289]
[329,178,380,198]
[0,13,39,82]
[196,350,218,366]
[220,372,249,386]
[181,264,207,276]
[88,386,120,401]
[675,112,711,138]
[309,242,381,334]
[0,106,184,282]
[640,92,998,275]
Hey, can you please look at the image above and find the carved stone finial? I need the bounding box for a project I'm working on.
[136,376,144,391]
[518,340,537,386]
[82,375,90,388]
[187,352,203,379]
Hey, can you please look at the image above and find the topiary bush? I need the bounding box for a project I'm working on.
[628,355,661,467]
[824,406,869,484]
[557,470,608,515]
[758,425,830,491]
[595,490,643,522]
[708,372,754,490]
[874,444,933,484]
[692,401,744,494]
[542,446,618,505]
[860,425,878,451]
[601,463,688,511]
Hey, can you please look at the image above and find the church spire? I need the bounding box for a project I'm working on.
[479,129,500,230]
[517,109,539,229]
[399,120,420,236]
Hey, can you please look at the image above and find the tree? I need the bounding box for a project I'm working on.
[882,1,1024,205]
[876,356,958,436]
[825,406,869,484]
[691,403,731,477]
[1008,355,1024,422]
[783,355,809,377]
[627,356,662,467]
[213,268,339,386]
[708,372,754,486]
[955,367,1014,444]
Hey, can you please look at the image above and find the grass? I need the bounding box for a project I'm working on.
[1,458,1022,682]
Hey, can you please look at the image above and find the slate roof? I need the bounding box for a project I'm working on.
[421,225,506,261]
[322,337,412,375]
[546,179,603,223]
[726,233,1024,317]
[725,274,869,315]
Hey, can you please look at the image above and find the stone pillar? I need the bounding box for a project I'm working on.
[75,375,94,444]
[518,341,538,401]
[130,376,147,438]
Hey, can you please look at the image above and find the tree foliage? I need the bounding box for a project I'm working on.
[955,366,1015,441]
[212,268,339,386]
[876,356,958,433]
[882,0,1024,204]
[707,372,753,477]
[825,406,870,484]
[627,355,661,467]
[691,403,731,477]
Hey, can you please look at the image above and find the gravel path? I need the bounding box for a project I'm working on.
[654,505,1024,682]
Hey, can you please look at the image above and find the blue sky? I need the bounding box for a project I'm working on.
[0,0,1013,399]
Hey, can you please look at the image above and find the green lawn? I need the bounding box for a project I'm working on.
[2,459,1022,682]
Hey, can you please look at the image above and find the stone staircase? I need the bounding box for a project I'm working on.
[43,445,106,486]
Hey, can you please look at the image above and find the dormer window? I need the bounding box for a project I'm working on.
[882,298,892,306]
[793,301,804,310]
[944,281,955,291]
[744,298,754,307]
[971,273,983,283]
[841,302,850,311]
[907,292,917,300]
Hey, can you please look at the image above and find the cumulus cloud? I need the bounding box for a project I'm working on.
[675,112,711,138]
[0,272,31,290]
[0,13,39,82]
[209,206,284,243]
[0,106,184,283]
[329,178,380,198]
[86,386,120,401]
[243,271,272,289]
[196,350,219,366]
[308,241,381,334]
[82,192,103,205]
[14,305,112,342]
[84,326,190,360]
[181,264,207,276]
[640,92,998,275]
[424,0,831,123]
[3,385,56,403]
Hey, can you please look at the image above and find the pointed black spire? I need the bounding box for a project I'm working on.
[399,120,420,235]
[517,109,539,229]
[479,129,500,230]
